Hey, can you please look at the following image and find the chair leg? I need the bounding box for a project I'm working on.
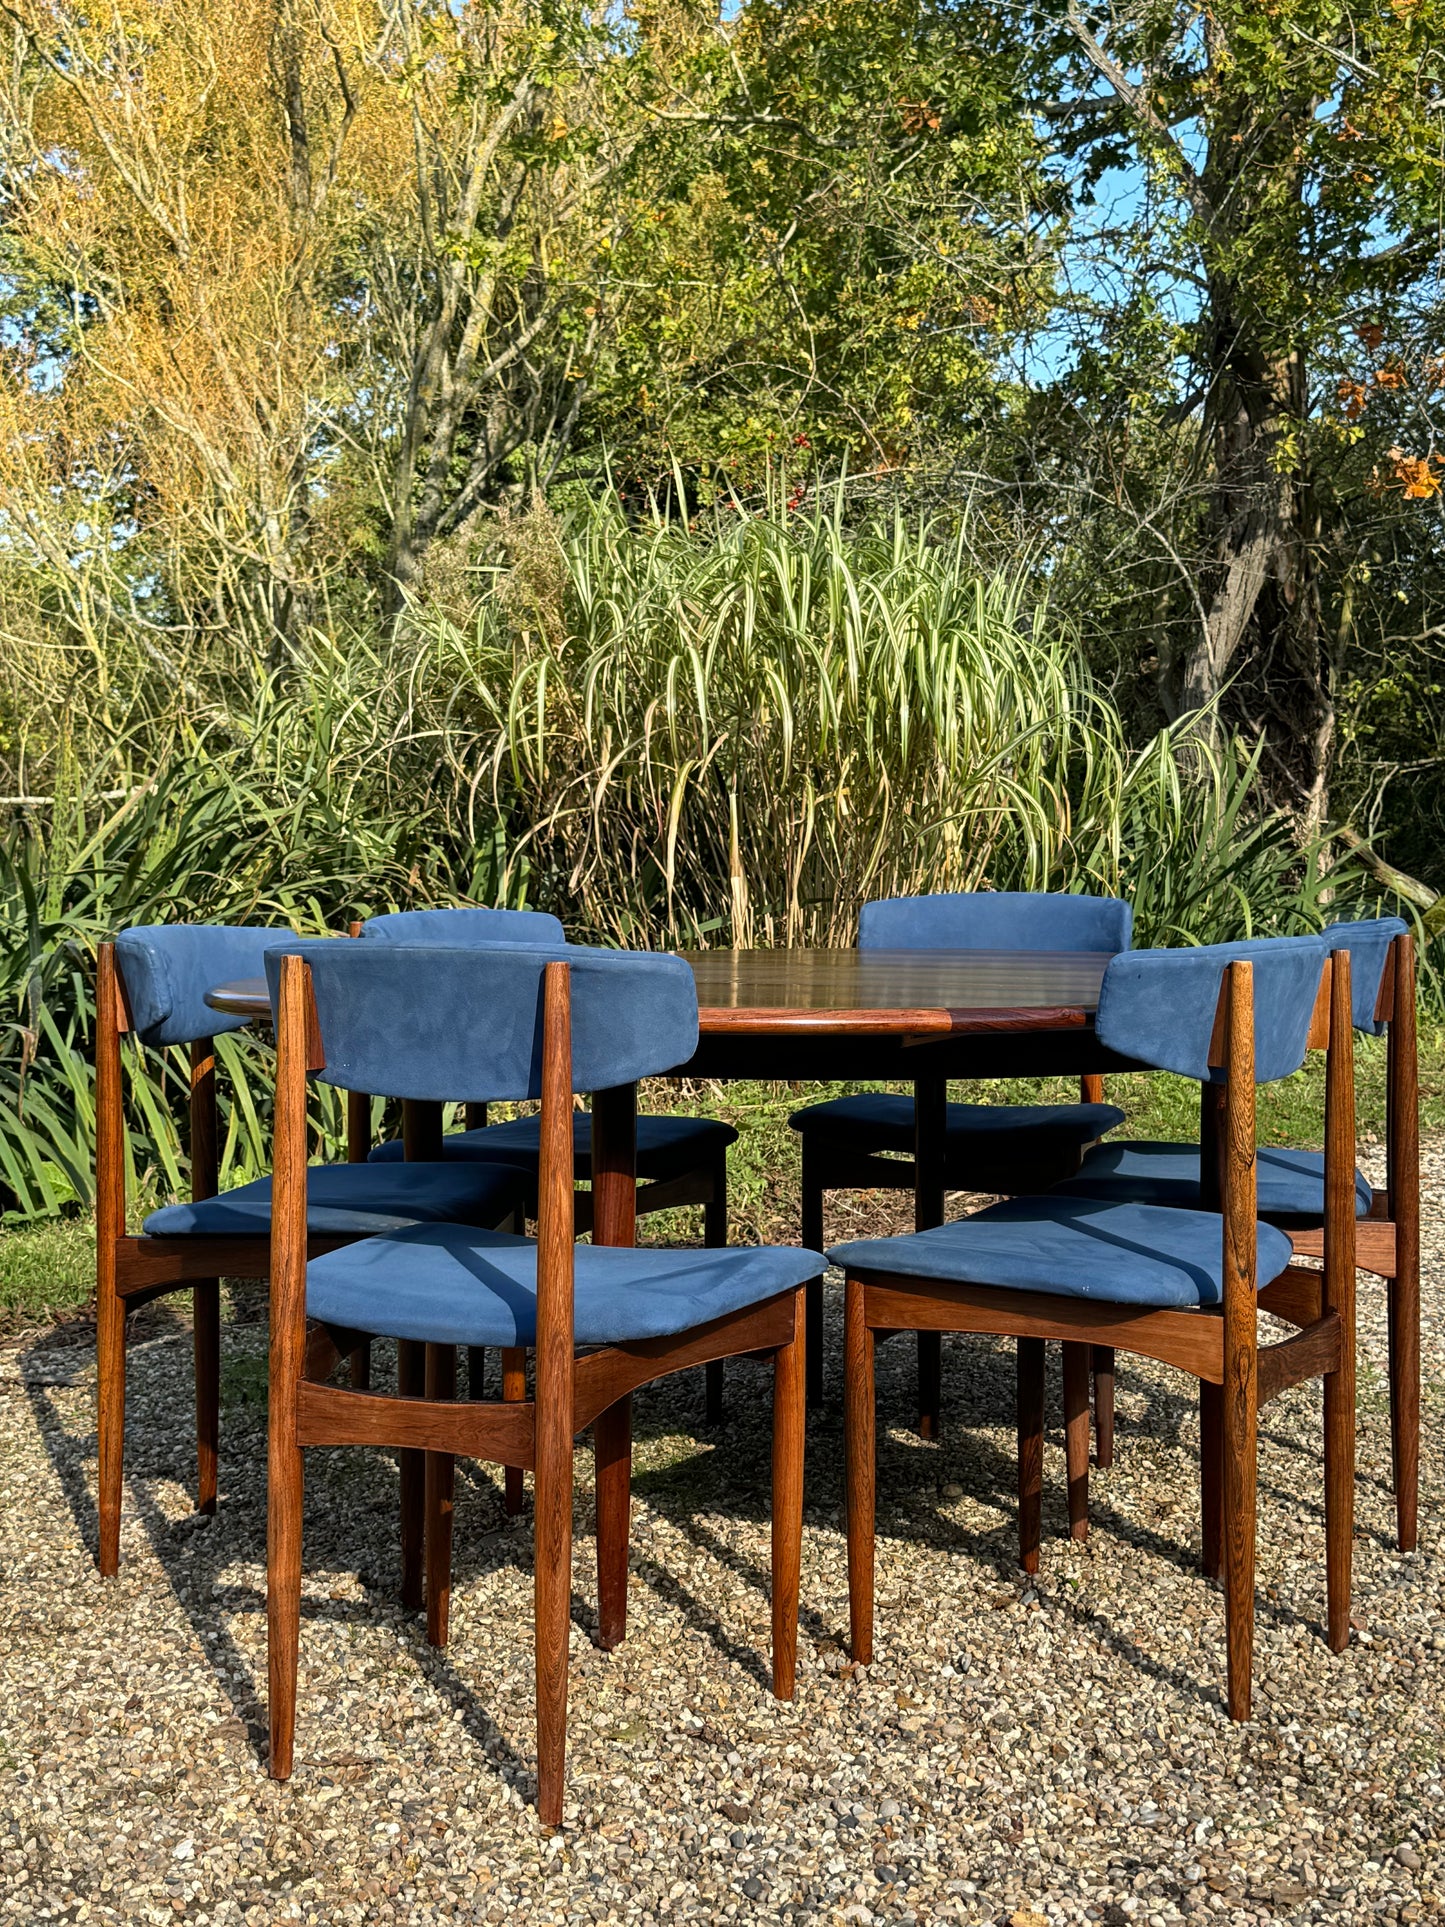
[844,1275,876,1664]
[800,1149,825,1406]
[1200,1380,1223,1580]
[594,1394,632,1652]
[1324,1331,1357,1653]
[1091,1344,1115,1469]
[96,1273,127,1578]
[397,1340,425,1610]
[1222,1367,1257,1721]
[1062,1342,1090,1539]
[466,1345,485,1397]
[771,1285,807,1699]
[917,1333,942,1443]
[1388,1270,1420,1555]
[533,1387,573,1831]
[704,1158,727,1420]
[1017,1337,1044,1575]
[425,1344,457,1648]
[502,1348,527,1514]
[267,1400,305,1781]
[192,1278,220,1515]
[349,1340,372,1391]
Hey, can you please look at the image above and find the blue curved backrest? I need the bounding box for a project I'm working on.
[264,941,698,1101]
[860,891,1132,955]
[359,906,566,947]
[114,924,282,1048]
[1095,936,1326,1084]
[1323,917,1408,1036]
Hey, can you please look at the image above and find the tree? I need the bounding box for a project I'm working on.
[1025,0,1445,831]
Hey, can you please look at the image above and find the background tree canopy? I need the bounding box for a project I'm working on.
[0,0,1441,893]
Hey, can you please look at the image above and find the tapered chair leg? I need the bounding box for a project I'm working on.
[844,1275,876,1664]
[397,1340,426,1609]
[1062,1342,1091,1539]
[533,1403,574,1831]
[267,1389,305,1780]
[466,1346,485,1398]
[594,1395,632,1651]
[96,1279,127,1578]
[771,1287,807,1699]
[349,1340,372,1391]
[1091,1344,1115,1469]
[1017,1337,1044,1574]
[1221,1373,1257,1720]
[1388,1272,1420,1554]
[917,1333,942,1443]
[425,1344,457,1648]
[1200,1381,1223,1579]
[800,1145,825,1405]
[193,1278,220,1515]
[1323,1345,1356,1653]
[502,1348,527,1514]
[704,1157,727,1420]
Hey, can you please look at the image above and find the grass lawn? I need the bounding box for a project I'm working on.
[3,1026,1441,1334]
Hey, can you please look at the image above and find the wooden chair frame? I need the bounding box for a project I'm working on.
[93,940,376,1578]
[801,1072,1115,1446]
[843,954,1358,1719]
[266,954,806,1825]
[1282,931,1419,1550]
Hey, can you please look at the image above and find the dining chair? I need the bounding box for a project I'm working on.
[831,934,1355,1719]
[94,925,530,1578]
[1050,916,1419,1549]
[261,938,820,1824]
[358,907,739,1431]
[788,890,1132,1429]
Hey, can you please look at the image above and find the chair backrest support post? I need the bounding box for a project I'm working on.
[1221,959,1259,1396]
[1387,933,1419,1243]
[1323,952,1358,1319]
[95,941,127,1248]
[190,1039,219,1205]
[271,956,312,1395]
[536,961,577,1368]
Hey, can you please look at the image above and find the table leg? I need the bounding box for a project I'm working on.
[591,1083,637,1648]
[914,1076,947,1440]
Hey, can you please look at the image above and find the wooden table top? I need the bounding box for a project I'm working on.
[206,947,1112,1039]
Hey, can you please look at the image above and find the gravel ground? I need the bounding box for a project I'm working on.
[1,1145,1442,1927]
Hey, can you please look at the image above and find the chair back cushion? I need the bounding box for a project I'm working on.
[859,891,1131,955]
[264,940,698,1101]
[114,924,281,1047]
[1095,935,1326,1084]
[359,906,565,947]
[1323,917,1409,1035]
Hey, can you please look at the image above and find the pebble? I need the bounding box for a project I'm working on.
[0,1143,1440,1924]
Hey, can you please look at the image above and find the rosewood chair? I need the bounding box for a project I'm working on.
[833,935,1356,1719]
[261,938,820,1824]
[787,890,1132,1429]
[359,908,739,1427]
[95,925,530,1577]
[1051,917,1419,1549]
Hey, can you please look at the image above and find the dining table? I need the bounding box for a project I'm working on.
[206,945,1139,1407]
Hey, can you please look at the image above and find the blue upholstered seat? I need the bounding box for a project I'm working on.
[1052,1140,1372,1221]
[143,1160,531,1239]
[305,1223,823,1348]
[789,891,1133,1186]
[367,1111,737,1182]
[829,1195,1296,1310]
[786,1092,1124,1158]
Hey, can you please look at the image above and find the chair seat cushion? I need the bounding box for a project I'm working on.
[828,1195,1296,1310]
[305,1226,825,1347]
[367,1112,737,1184]
[787,1092,1125,1158]
[143,1162,530,1239]
[1050,1140,1373,1222]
